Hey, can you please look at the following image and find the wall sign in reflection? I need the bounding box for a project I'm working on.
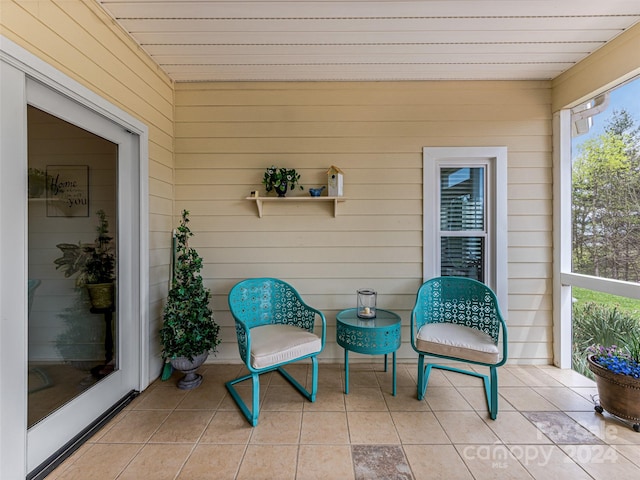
[46,165,89,217]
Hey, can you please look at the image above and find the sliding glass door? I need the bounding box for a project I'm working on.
[25,79,141,474]
[1,42,147,479]
[27,104,120,428]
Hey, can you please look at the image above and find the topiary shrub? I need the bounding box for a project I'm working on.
[160,210,221,362]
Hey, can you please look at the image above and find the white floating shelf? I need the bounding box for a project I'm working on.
[246,195,346,218]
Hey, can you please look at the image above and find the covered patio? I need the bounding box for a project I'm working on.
[2,1,640,479]
[47,362,640,479]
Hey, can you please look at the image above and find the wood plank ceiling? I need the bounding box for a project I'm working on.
[98,0,640,82]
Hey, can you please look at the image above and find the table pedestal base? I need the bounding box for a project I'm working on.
[344,350,396,396]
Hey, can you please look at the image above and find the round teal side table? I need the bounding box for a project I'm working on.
[336,308,402,395]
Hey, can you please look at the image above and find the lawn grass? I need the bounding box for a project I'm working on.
[571,287,640,379]
[572,287,640,318]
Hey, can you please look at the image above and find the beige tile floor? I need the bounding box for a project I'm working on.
[47,362,640,480]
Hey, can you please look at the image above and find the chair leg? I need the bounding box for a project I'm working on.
[226,357,320,426]
[310,356,318,401]
[479,366,499,420]
[277,357,318,402]
[251,372,260,425]
[417,356,436,400]
[417,354,425,400]
[225,372,261,427]
[420,362,500,420]
[489,366,498,420]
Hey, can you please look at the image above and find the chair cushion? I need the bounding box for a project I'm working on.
[416,322,500,364]
[250,324,322,370]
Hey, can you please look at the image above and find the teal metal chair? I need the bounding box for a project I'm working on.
[410,276,508,419]
[226,278,326,426]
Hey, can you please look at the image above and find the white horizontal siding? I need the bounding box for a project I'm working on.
[175,80,553,364]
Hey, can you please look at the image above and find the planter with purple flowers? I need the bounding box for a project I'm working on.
[587,350,640,432]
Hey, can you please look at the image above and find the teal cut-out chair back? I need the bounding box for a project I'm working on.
[228,277,317,332]
[412,276,503,345]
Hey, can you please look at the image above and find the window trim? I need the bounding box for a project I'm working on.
[423,146,508,311]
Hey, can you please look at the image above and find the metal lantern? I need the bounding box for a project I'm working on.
[357,289,377,318]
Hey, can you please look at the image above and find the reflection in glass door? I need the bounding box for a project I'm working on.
[27,105,118,428]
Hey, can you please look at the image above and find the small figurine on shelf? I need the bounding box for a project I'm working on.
[309,186,326,197]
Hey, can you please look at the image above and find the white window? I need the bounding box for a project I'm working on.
[423,147,508,310]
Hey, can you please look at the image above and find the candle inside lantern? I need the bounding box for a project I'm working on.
[357,289,376,318]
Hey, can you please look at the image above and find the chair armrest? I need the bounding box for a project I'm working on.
[289,304,327,348]
[410,309,428,348]
[234,318,252,365]
[312,307,327,347]
[497,315,508,366]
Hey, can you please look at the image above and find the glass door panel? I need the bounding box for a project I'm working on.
[27,105,118,427]
[25,77,140,475]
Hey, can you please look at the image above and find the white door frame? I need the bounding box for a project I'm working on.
[0,36,149,479]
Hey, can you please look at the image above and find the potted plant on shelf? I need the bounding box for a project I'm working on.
[28,168,49,198]
[262,166,303,197]
[587,328,640,431]
[159,210,221,389]
[54,209,115,309]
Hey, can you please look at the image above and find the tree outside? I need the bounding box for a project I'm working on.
[572,109,640,283]
[570,79,640,377]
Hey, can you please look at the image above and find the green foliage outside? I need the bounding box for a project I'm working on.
[572,110,640,282]
[572,287,640,315]
[572,290,640,379]
[571,108,640,377]
[160,210,221,361]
